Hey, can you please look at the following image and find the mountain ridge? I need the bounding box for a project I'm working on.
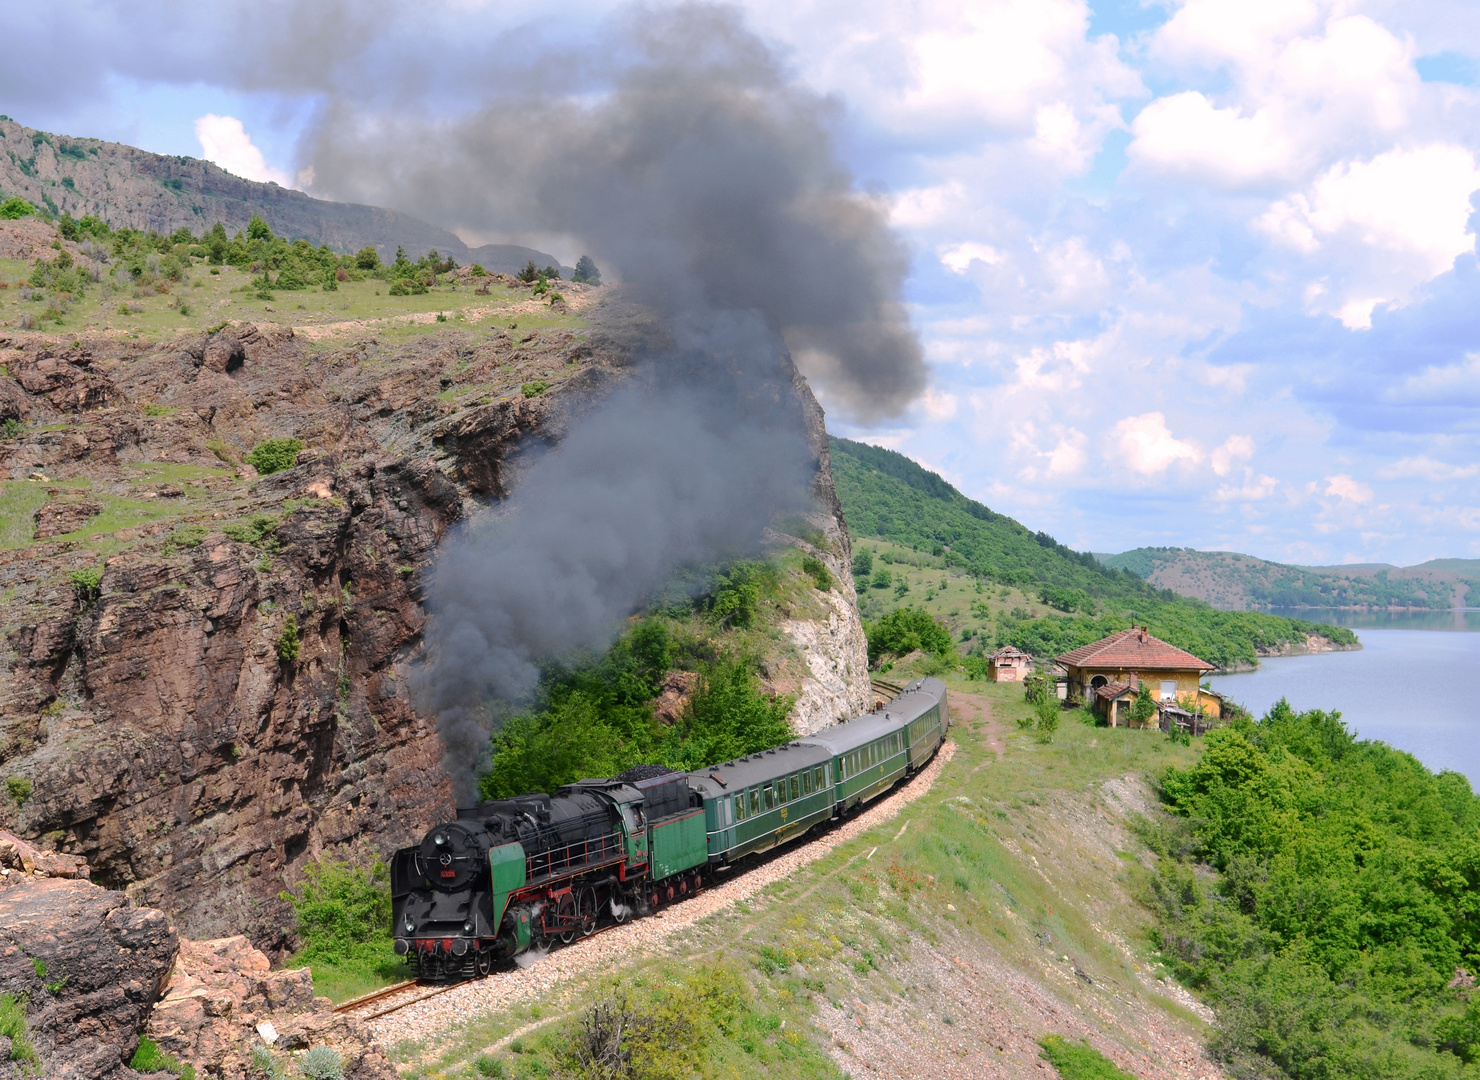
[1097,546,1479,609]
[0,116,569,273]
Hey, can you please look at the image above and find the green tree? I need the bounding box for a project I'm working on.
[1127,683,1157,726]
[246,214,271,241]
[659,657,794,769]
[0,197,34,220]
[852,548,873,579]
[354,245,380,271]
[517,259,540,283]
[866,607,953,664]
[572,254,602,284]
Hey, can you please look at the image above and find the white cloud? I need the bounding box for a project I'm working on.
[1110,412,1201,474]
[1259,145,1480,326]
[1324,473,1373,503]
[939,241,1003,273]
[1383,352,1480,404]
[1129,93,1294,186]
[1211,434,1255,476]
[194,114,294,187]
[1376,456,1480,481]
[1214,470,1279,501]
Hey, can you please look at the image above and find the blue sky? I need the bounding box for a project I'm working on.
[3,0,1479,567]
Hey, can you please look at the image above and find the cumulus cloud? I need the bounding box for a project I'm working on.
[1324,473,1374,503]
[1110,412,1201,474]
[1259,144,1480,326]
[1211,434,1255,477]
[194,114,294,186]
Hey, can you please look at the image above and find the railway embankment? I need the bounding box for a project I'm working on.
[362,679,1226,1080]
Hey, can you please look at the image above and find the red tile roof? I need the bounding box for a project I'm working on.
[1058,627,1214,672]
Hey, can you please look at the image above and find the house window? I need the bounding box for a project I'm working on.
[1160,680,1177,701]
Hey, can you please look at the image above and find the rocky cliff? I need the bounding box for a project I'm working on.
[0,227,871,951]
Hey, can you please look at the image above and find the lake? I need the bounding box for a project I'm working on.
[1208,610,1480,786]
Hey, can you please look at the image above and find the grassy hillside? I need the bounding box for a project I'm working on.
[1098,547,1476,610]
[830,439,1357,671]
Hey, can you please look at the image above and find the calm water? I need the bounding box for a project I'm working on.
[1209,612,1480,785]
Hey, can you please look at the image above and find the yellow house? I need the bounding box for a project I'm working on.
[1057,627,1216,727]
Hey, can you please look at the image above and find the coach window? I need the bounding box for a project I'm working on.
[762,784,774,810]
[789,775,799,801]
[802,770,812,796]
[748,788,759,817]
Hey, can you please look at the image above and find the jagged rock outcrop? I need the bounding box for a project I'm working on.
[0,299,870,955]
[0,875,177,1080]
[146,936,395,1080]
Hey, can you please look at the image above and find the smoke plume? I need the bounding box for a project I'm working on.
[300,5,926,799]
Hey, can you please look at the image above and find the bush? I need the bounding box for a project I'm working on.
[298,1046,343,1080]
[1033,688,1060,743]
[353,246,380,271]
[129,1036,195,1079]
[801,555,834,591]
[0,197,34,220]
[5,777,31,806]
[521,381,548,398]
[222,513,282,548]
[245,437,305,475]
[276,615,301,663]
[851,548,873,578]
[865,607,952,664]
[0,418,23,439]
[517,260,540,283]
[660,657,794,770]
[68,566,103,598]
[283,858,392,966]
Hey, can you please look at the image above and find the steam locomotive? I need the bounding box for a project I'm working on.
[390,678,948,979]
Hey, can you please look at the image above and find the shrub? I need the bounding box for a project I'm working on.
[517,260,540,283]
[851,548,873,578]
[222,513,282,548]
[68,566,103,598]
[521,381,548,398]
[469,263,488,277]
[474,1055,506,1077]
[245,437,304,475]
[865,607,952,664]
[298,1046,343,1080]
[129,1036,196,1079]
[5,777,32,806]
[661,657,794,770]
[246,214,271,241]
[276,615,301,662]
[0,197,34,220]
[353,246,380,271]
[801,555,834,591]
[167,523,209,550]
[283,858,391,966]
[0,418,23,438]
[1033,688,1060,743]
[0,993,36,1064]
[387,278,426,296]
[1127,683,1157,726]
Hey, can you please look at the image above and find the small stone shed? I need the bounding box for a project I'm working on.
[987,646,1032,682]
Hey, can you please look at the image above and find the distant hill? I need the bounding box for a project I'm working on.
[1097,547,1478,610]
[0,117,569,274]
[829,439,1357,670]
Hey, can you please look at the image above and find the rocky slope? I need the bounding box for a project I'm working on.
[0,219,870,953]
[0,118,564,269]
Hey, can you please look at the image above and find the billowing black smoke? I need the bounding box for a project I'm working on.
[303,5,926,799]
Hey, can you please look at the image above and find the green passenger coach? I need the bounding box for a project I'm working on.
[689,742,836,863]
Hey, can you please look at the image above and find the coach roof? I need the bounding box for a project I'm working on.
[686,741,833,801]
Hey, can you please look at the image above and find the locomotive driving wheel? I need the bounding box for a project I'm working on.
[557,894,577,945]
[475,949,493,977]
[611,889,630,924]
[579,886,598,937]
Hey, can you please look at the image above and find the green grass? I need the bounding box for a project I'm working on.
[0,481,48,548]
[0,993,36,1065]
[1039,1035,1140,1079]
[129,1036,196,1079]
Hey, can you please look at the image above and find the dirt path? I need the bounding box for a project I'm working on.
[950,689,1006,761]
[354,742,957,1046]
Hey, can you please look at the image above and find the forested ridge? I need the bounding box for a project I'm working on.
[830,438,1357,670]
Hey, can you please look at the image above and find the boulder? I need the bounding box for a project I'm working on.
[0,876,177,1080]
[146,936,396,1080]
[0,828,90,881]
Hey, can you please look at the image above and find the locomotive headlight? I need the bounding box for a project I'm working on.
[434,833,447,846]
[463,921,474,934]
[404,919,414,934]
[393,938,409,955]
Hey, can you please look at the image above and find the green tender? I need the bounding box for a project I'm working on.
[649,809,708,879]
